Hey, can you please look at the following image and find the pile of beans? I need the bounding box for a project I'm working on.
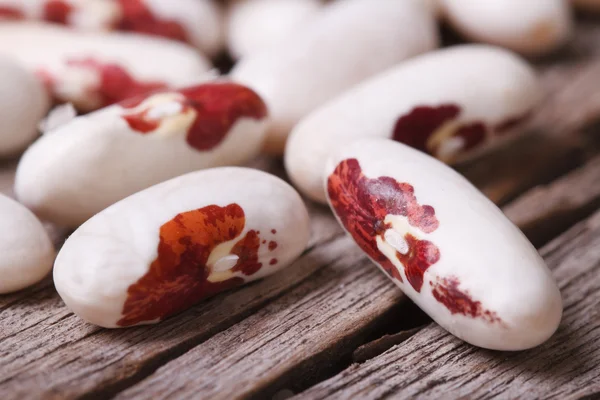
[1,0,592,350]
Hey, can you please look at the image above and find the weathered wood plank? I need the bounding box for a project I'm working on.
[112,155,600,400]
[504,155,600,247]
[294,211,600,400]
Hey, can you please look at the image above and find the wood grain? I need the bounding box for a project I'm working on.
[505,155,600,247]
[294,211,600,400]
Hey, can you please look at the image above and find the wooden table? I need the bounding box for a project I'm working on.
[1,15,600,400]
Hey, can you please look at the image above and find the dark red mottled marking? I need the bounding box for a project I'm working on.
[269,258,278,266]
[117,0,189,44]
[64,58,167,109]
[262,240,267,244]
[494,110,533,134]
[271,229,277,234]
[0,6,24,19]
[392,104,487,158]
[268,241,278,251]
[327,158,440,289]
[455,122,486,151]
[43,0,73,24]
[118,203,264,327]
[431,277,502,323]
[396,234,440,292]
[121,82,268,152]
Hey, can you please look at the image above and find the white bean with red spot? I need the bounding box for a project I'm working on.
[53,167,310,328]
[15,82,268,228]
[226,0,323,60]
[231,0,439,154]
[0,56,50,156]
[285,45,541,203]
[438,0,573,56]
[0,22,212,111]
[0,194,55,294]
[0,0,225,56]
[325,138,562,350]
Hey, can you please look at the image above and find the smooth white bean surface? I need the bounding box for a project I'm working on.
[54,167,310,328]
[0,22,212,111]
[0,194,55,294]
[325,138,562,350]
[231,0,439,154]
[0,56,50,156]
[15,81,268,228]
[438,0,573,56]
[0,0,225,55]
[226,0,323,59]
[286,45,541,203]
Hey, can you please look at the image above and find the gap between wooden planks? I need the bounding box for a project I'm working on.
[1,21,600,400]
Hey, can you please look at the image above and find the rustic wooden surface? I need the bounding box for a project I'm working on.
[1,14,600,400]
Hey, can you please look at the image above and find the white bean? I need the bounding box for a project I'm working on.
[53,167,310,328]
[226,0,323,60]
[15,81,268,228]
[0,0,225,56]
[438,0,573,56]
[231,0,439,154]
[325,138,562,350]
[0,56,50,156]
[0,194,55,294]
[0,22,212,111]
[286,45,541,203]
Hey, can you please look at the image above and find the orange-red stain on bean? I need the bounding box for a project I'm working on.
[67,58,167,108]
[121,83,268,151]
[268,241,278,251]
[392,104,486,157]
[118,203,265,327]
[0,6,24,19]
[327,158,439,290]
[431,277,502,323]
[392,104,533,158]
[117,0,189,44]
[43,0,73,24]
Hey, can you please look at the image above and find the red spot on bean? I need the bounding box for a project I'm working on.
[43,0,73,24]
[65,58,168,109]
[494,110,533,134]
[392,104,487,159]
[117,0,189,44]
[271,229,277,234]
[431,277,502,323]
[269,258,278,265]
[268,241,278,251]
[396,234,440,292]
[118,203,264,327]
[455,122,487,151]
[327,158,440,289]
[121,83,268,152]
[35,69,56,93]
[393,105,459,152]
[262,240,267,244]
[0,6,24,19]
